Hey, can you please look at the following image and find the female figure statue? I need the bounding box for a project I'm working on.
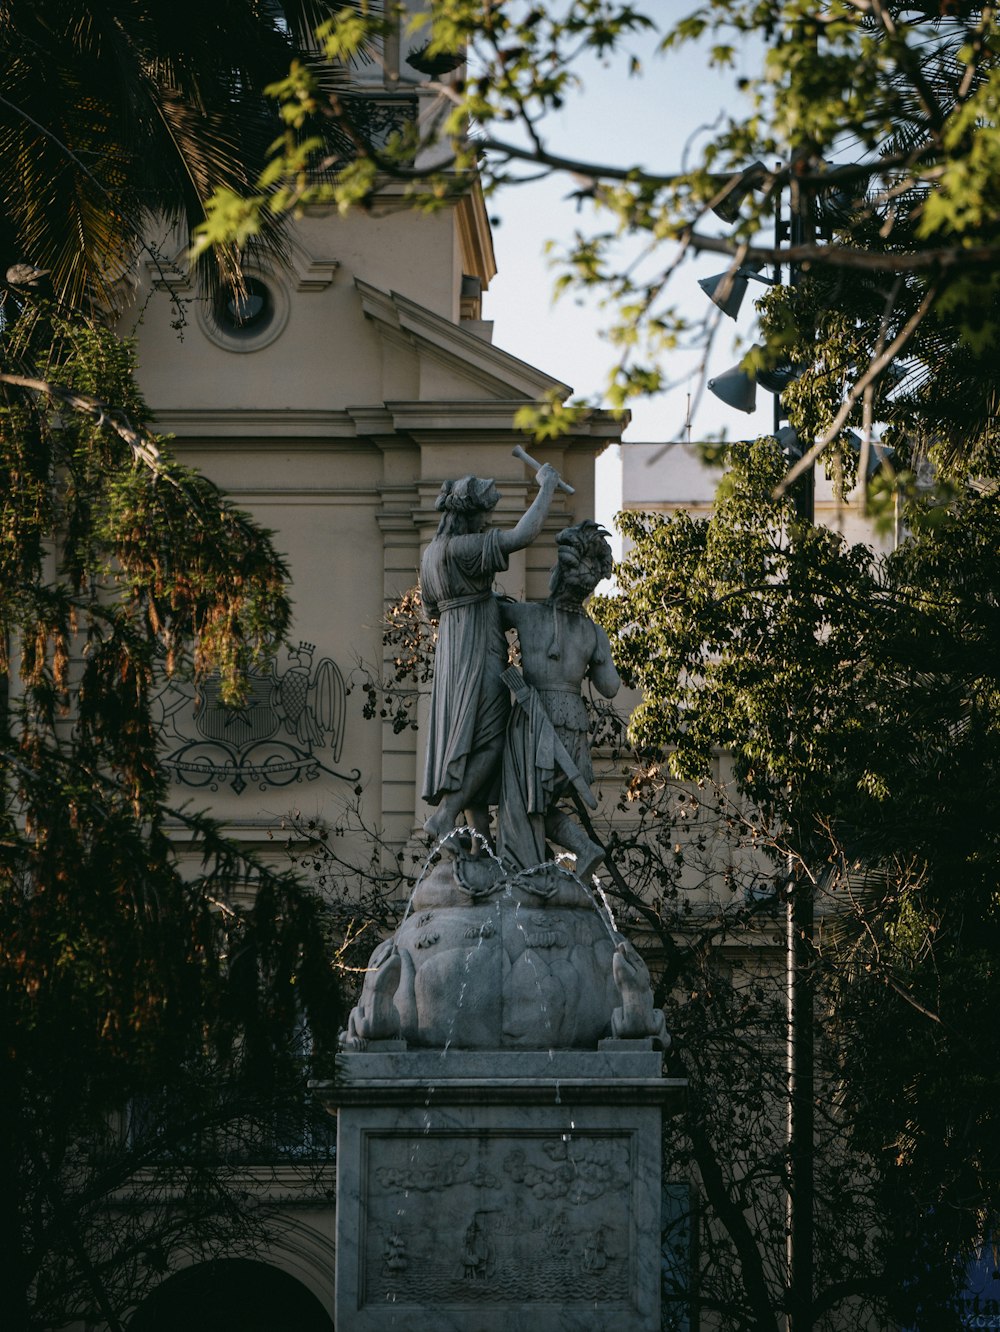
[420,464,560,842]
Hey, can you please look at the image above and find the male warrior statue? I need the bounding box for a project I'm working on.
[497,520,620,880]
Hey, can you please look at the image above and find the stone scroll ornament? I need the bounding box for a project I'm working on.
[341,461,669,1053]
[155,641,360,795]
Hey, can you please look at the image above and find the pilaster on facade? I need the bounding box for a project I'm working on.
[373,477,424,846]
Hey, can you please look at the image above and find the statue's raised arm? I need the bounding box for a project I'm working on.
[420,464,561,844]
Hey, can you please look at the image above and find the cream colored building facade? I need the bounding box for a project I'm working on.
[114,178,620,1327]
[133,191,620,852]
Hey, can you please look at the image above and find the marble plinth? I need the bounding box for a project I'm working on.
[317,1046,684,1332]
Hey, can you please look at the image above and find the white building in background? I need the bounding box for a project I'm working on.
[622,439,895,551]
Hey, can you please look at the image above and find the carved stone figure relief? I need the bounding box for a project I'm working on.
[363,1131,631,1308]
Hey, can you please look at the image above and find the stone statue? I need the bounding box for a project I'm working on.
[611,938,669,1045]
[340,506,669,1054]
[420,465,560,843]
[342,939,401,1048]
[496,520,620,881]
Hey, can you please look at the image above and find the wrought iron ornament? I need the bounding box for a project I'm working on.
[156,642,360,794]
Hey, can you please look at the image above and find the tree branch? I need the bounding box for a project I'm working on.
[776,281,938,495]
[0,373,163,472]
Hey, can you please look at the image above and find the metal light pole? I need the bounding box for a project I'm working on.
[782,160,815,1332]
[706,160,818,1332]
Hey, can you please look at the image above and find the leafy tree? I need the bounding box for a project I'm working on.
[0,0,379,1306]
[593,438,1000,1328]
[0,0,370,312]
[195,2,1000,478]
[0,6,387,1324]
[18,1060,337,1332]
[0,291,344,1329]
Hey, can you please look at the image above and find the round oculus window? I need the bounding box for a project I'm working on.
[215,278,272,336]
[200,274,289,351]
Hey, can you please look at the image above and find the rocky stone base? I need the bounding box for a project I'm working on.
[343,853,664,1051]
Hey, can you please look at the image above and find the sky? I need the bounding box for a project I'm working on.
[478,25,776,525]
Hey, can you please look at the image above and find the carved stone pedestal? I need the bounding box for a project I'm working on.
[317,1046,684,1332]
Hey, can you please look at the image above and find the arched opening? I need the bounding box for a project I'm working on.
[128,1257,333,1332]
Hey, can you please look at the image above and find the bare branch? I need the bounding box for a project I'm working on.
[776,282,938,495]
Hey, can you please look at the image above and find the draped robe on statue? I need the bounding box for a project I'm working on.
[420,528,510,807]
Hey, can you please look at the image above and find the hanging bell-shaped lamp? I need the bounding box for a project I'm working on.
[708,160,768,223]
[775,425,801,460]
[707,363,758,414]
[698,263,772,320]
[846,429,895,477]
[756,362,800,394]
[744,345,804,394]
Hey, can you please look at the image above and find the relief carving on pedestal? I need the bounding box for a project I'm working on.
[364,1132,632,1307]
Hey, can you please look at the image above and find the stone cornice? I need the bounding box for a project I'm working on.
[145,245,339,293]
[149,401,624,450]
[286,248,340,292]
[149,408,360,439]
[355,278,571,400]
[353,398,623,440]
[374,400,538,433]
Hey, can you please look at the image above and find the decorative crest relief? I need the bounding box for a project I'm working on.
[156,642,360,794]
